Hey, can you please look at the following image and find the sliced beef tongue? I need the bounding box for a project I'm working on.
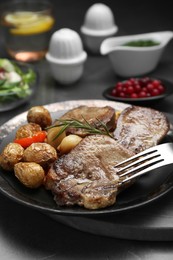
[59,105,116,136]
[45,135,134,209]
[114,106,170,153]
[45,105,170,209]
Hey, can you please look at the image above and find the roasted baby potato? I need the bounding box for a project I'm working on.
[15,123,42,139]
[58,134,82,154]
[23,143,57,168]
[14,162,45,188]
[0,143,24,171]
[27,106,52,128]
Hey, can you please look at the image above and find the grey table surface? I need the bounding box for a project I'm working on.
[1,0,173,259]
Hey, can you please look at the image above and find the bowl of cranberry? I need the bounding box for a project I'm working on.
[103,77,173,104]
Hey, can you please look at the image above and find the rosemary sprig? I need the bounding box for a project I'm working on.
[46,118,113,140]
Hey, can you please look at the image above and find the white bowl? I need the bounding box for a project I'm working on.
[100,31,173,77]
[81,3,118,54]
[46,28,87,85]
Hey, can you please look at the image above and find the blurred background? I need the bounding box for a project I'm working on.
[0,1,173,259]
[1,0,173,55]
[0,0,173,119]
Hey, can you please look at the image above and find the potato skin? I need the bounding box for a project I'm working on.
[15,123,42,139]
[27,106,52,128]
[0,143,24,171]
[14,162,45,188]
[23,143,57,168]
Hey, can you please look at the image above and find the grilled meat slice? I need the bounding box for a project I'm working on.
[45,105,170,210]
[58,105,116,136]
[114,106,170,153]
[45,135,134,209]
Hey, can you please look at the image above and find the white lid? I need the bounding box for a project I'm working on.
[81,3,118,36]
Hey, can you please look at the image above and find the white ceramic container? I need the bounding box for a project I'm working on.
[80,3,118,54]
[100,31,173,77]
[46,28,87,85]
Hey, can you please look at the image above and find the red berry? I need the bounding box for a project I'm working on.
[140,77,151,86]
[125,86,134,95]
[157,85,165,94]
[134,84,142,93]
[151,88,160,96]
[111,88,117,96]
[152,79,161,88]
[116,85,123,93]
[138,91,147,98]
[124,81,131,88]
[130,93,138,98]
[129,78,137,85]
[147,83,154,92]
[142,87,147,92]
[122,86,127,93]
[119,92,126,98]
[116,82,123,88]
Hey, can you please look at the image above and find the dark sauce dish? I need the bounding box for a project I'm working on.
[0,121,173,216]
[0,101,173,216]
[103,78,173,105]
[0,61,38,112]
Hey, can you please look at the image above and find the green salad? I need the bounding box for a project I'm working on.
[0,59,36,102]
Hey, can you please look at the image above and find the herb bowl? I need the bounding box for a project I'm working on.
[100,31,173,77]
[0,59,38,111]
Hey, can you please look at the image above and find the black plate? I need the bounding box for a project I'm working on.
[103,78,173,104]
[0,100,173,216]
[0,61,38,112]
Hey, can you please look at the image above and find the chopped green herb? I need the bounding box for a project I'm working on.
[122,39,160,47]
[46,118,114,140]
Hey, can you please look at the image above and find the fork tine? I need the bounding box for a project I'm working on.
[117,151,160,177]
[121,160,165,184]
[115,147,158,168]
[119,156,164,178]
[115,143,173,185]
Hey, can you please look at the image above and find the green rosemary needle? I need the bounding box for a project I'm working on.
[46,118,113,141]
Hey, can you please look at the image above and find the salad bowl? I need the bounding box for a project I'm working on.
[0,59,37,111]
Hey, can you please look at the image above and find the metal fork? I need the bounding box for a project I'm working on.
[115,142,173,184]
